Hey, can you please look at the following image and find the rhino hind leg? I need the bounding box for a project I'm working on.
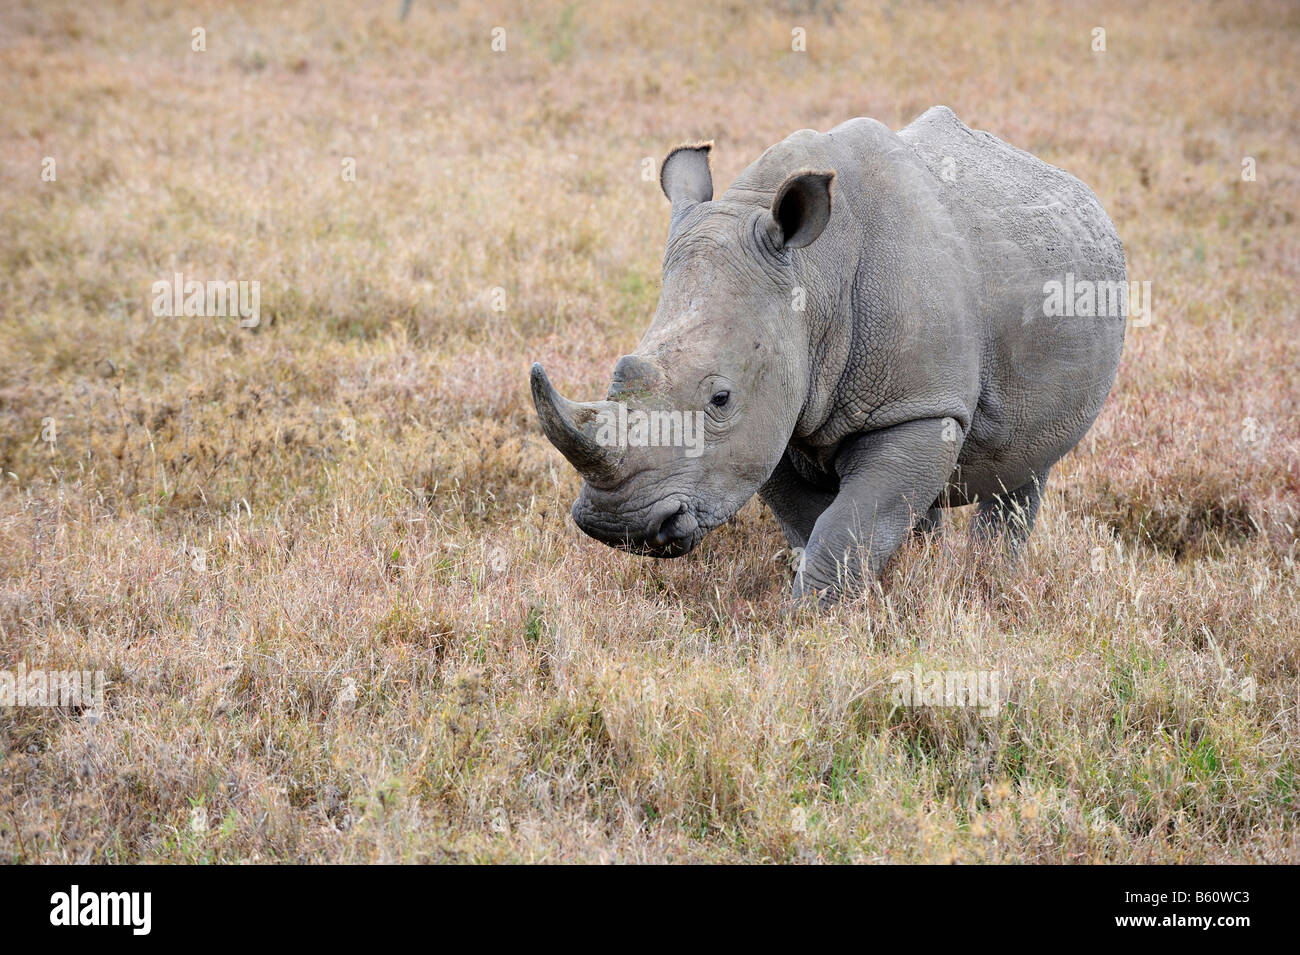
[911,504,945,539]
[971,470,1050,551]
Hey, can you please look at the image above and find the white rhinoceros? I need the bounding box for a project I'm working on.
[532,107,1127,604]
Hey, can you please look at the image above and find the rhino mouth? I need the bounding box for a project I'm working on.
[571,496,705,558]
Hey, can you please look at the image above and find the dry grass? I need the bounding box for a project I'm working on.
[1,0,1298,863]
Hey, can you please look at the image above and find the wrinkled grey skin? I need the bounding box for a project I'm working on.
[531,107,1126,604]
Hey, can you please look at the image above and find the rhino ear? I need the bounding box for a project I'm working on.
[660,142,713,208]
[771,170,835,249]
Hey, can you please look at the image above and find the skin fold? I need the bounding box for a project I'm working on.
[532,106,1126,605]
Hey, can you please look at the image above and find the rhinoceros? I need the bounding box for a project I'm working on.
[531,106,1126,604]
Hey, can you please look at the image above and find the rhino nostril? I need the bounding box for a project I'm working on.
[649,502,689,546]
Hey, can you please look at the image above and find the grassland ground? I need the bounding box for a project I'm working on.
[0,0,1297,862]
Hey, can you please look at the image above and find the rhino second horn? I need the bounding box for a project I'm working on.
[530,363,625,483]
[610,354,662,398]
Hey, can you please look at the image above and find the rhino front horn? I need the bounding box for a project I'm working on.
[530,363,625,484]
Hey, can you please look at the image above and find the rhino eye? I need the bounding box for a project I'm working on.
[710,390,730,408]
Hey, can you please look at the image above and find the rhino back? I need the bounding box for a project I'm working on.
[899,106,1126,287]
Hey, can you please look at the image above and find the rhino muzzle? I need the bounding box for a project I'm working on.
[571,492,703,558]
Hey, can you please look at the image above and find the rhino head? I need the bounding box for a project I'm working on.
[531,142,835,557]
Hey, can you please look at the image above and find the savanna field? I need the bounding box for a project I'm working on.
[1,0,1297,863]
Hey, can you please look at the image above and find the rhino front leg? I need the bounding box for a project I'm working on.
[758,450,838,550]
[793,419,961,604]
